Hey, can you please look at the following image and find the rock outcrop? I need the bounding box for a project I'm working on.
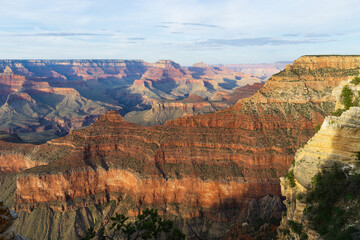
[0,56,359,239]
[278,106,360,239]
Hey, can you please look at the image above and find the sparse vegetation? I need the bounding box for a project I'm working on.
[291,160,296,167]
[285,170,296,188]
[351,76,360,85]
[296,193,304,201]
[304,164,360,239]
[331,84,359,116]
[331,108,344,116]
[287,220,303,235]
[314,123,321,133]
[341,85,354,110]
[300,232,309,240]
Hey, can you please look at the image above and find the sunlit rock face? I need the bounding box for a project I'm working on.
[0,56,359,239]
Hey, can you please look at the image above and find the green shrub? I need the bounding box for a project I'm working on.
[300,232,309,240]
[314,124,321,133]
[351,76,360,85]
[287,220,303,235]
[279,228,290,235]
[340,85,354,110]
[285,170,296,188]
[296,193,304,201]
[304,164,360,239]
[331,108,344,116]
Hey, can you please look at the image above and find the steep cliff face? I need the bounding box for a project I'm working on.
[0,56,359,239]
[278,106,360,239]
[292,55,360,70]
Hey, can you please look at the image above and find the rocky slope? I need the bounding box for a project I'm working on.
[0,56,359,239]
[124,83,264,126]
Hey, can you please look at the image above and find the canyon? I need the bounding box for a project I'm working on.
[0,55,359,239]
[0,60,265,143]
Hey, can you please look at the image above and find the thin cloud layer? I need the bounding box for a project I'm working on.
[0,0,359,64]
[161,22,224,29]
[0,32,112,37]
[198,37,329,47]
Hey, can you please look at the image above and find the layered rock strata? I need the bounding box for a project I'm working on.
[0,56,359,239]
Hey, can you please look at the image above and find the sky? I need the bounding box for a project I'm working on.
[0,0,359,65]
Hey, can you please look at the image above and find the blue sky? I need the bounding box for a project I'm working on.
[0,0,359,65]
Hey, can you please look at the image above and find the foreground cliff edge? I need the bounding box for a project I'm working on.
[1,55,360,239]
[279,105,360,239]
